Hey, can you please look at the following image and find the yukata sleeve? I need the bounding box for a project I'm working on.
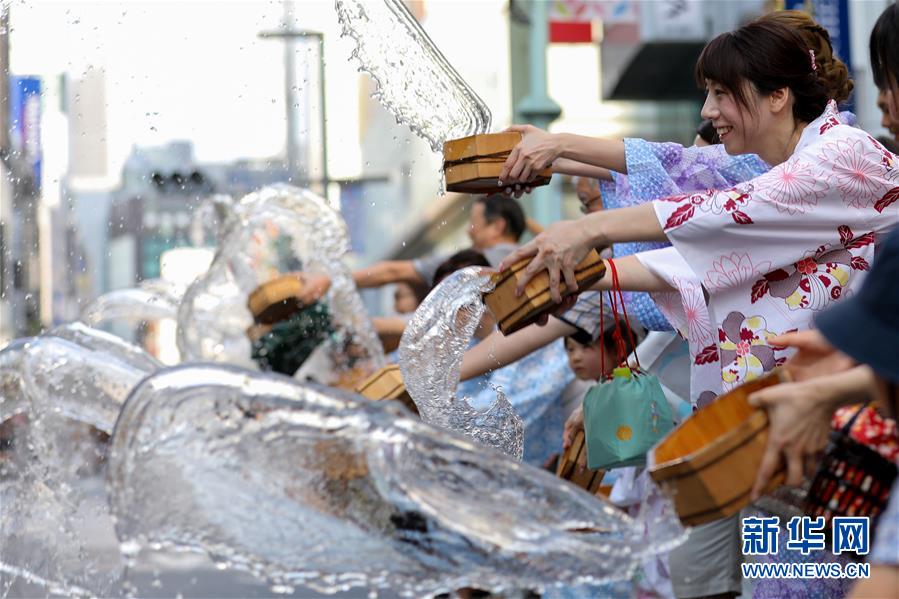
[622,139,685,202]
[602,144,673,330]
[633,247,704,342]
[620,291,672,331]
[625,138,770,201]
[652,132,899,294]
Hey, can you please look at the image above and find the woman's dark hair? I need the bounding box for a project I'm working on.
[877,135,899,155]
[432,249,490,289]
[695,16,849,123]
[476,194,526,242]
[400,279,430,304]
[871,3,899,93]
[765,10,853,104]
[696,120,720,145]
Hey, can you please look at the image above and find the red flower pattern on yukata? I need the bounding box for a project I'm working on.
[660,184,755,229]
[867,135,896,171]
[760,158,829,215]
[875,187,899,213]
[819,115,841,135]
[718,312,778,388]
[818,137,885,209]
[750,225,874,310]
[659,190,711,229]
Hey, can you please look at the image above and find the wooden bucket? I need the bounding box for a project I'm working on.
[247,274,305,324]
[483,249,606,335]
[443,132,552,194]
[648,371,787,526]
[557,430,606,496]
[354,364,419,416]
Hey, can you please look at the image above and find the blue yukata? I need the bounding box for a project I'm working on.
[464,339,573,466]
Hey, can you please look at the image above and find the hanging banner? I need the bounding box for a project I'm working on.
[784,0,852,69]
[549,0,638,43]
[9,75,42,190]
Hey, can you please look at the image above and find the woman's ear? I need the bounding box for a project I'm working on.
[768,87,791,115]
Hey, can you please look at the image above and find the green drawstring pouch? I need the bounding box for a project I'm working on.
[583,365,674,470]
[581,258,674,471]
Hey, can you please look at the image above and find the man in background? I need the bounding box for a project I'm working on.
[353,194,526,289]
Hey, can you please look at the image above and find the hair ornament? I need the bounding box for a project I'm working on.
[809,49,818,72]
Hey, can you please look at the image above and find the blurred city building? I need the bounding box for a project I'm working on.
[0,68,43,342]
[106,141,291,290]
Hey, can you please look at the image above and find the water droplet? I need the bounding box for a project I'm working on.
[119,539,141,557]
[270,584,295,594]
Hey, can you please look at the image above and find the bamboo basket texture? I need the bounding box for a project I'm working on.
[649,371,787,526]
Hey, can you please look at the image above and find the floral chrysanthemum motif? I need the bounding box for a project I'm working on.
[750,225,873,310]
[818,137,885,209]
[705,252,773,292]
[718,312,777,388]
[773,251,851,311]
[760,158,829,214]
[671,277,713,344]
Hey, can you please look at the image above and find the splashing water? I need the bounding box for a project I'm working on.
[1,324,161,597]
[177,185,385,383]
[335,0,492,152]
[108,363,681,596]
[190,193,236,247]
[398,268,524,460]
[0,338,33,423]
[81,279,185,329]
[22,323,161,432]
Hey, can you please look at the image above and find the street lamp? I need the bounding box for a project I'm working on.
[258,26,329,196]
[516,0,562,226]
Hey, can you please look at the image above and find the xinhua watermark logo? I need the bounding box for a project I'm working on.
[740,516,871,579]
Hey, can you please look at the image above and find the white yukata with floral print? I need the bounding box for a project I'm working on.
[640,101,899,394]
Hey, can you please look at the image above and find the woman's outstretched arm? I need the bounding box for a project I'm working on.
[460,317,575,381]
[499,203,667,301]
[499,124,627,183]
[551,158,613,181]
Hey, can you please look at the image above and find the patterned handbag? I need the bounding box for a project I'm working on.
[803,401,898,540]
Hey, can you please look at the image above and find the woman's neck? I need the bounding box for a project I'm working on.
[756,120,809,166]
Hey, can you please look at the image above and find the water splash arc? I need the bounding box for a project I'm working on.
[335,0,492,152]
[398,267,523,460]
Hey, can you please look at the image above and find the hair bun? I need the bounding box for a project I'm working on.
[766,11,854,103]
